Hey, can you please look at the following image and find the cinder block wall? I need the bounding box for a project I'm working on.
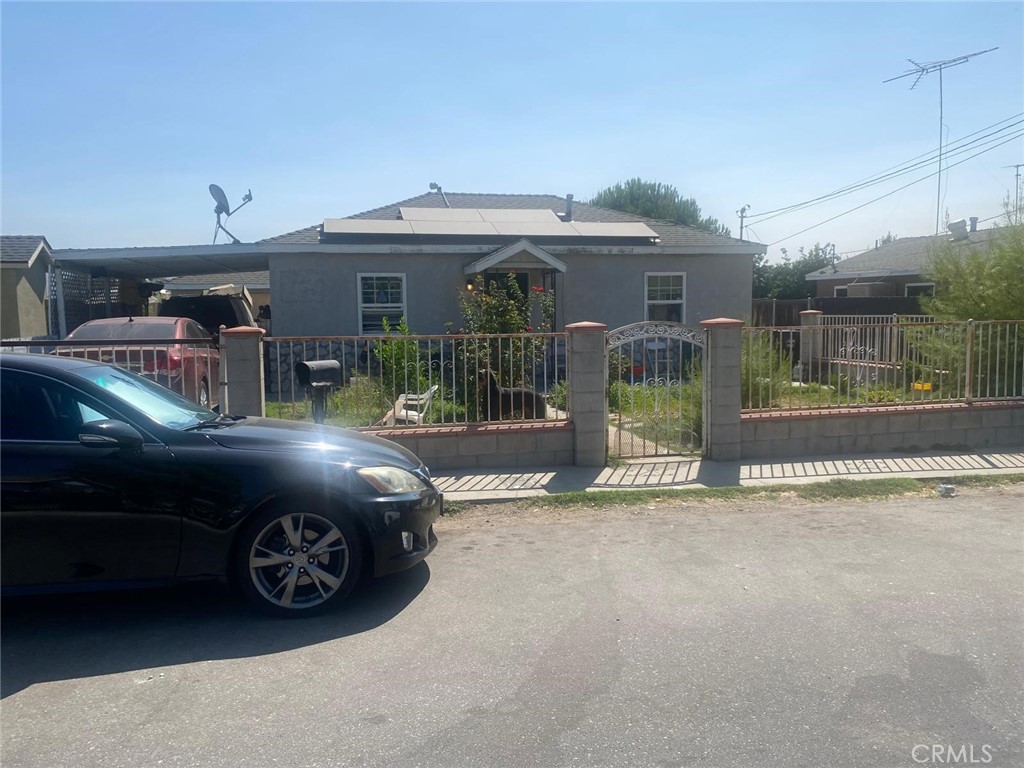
[741,404,1024,459]
[369,422,575,471]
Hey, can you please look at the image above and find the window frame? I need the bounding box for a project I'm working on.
[357,273,407,335]
[904,282,935,298]
[833,285,849,298]
[644,272,686,324]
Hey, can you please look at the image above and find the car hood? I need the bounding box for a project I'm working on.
[202,417,425,472]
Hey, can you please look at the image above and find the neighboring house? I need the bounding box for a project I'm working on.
[47,190,765,337]
[159,270,270,310]
[260,192,764,336]
[1,235,53,339]
[806,217,1002,312]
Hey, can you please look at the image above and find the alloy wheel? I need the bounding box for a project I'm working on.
[248,512,350,610]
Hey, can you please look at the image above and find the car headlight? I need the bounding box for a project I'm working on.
[357,466,428,495]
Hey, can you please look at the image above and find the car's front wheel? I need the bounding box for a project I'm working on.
[234,503,363,617]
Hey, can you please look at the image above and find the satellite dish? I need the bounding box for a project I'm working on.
[207,183,254,244]
[209,184,232,216]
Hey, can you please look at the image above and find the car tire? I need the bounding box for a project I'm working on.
[233,501,363,617]
[198,379,210,409]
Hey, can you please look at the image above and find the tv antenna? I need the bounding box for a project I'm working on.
[884,47,997,235]
[209,184,253,244]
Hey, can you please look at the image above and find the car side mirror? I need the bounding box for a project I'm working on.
[78,419,145,453]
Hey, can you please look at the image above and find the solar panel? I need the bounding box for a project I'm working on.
[398,207,484,222]
[491,222,578,236]
[409,221,498,236]
[477,208,561,223]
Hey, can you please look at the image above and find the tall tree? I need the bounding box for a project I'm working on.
[753,242,835,300]
[589,178,730,236]
[922,224,1024,321]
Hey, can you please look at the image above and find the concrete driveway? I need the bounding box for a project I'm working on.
[2,487,1022,768]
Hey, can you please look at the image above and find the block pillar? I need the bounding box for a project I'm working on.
[566,321,608,467]
[700,317,743,461]
[799,309,823,382]
[220,326,266,416]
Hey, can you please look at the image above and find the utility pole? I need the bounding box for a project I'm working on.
[884,47,997,235]
[1007,164,1023,224]
[737,204,749,240]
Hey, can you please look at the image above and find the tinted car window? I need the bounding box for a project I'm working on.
[184,321,212,340]
[0,370,114,441]
[68,364,213,430]
[68,320,179,340]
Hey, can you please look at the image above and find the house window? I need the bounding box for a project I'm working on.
[358,274,406,334]
[905,282,935,298]
[834,286,849,298]
[645,273,685,323]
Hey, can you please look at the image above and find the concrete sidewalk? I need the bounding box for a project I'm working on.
[432,446,1024,503]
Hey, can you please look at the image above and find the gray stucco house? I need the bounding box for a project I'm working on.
[47,191,765,337]
[259,192,765,336]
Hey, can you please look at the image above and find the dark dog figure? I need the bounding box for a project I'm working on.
[482,371,547,421]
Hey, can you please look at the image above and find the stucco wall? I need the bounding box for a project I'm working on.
[1,262,49,339]
[269,250,753,337]
[741,404,1024,459]
[560,251,752,328]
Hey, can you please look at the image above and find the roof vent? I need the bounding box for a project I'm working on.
[947,218,969,241]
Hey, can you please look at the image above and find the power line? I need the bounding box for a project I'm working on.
[747,116,1023,224]
[766,131,1022,246]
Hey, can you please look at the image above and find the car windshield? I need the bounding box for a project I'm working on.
[69,363,213,430]
[68,321,179,340]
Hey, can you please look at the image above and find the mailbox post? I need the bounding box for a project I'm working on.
[294,360,342,425]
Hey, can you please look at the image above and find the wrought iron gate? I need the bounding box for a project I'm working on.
[606,322,706,458]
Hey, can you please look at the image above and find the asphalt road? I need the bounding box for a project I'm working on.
[2,487,1022,768]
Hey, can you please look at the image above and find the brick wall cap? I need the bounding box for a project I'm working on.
[799,310,824,316]
[699,317,743,328]
[220,326,267,337]
[565,321,607,333]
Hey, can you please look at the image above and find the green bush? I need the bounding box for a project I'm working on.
[741,331,792,409]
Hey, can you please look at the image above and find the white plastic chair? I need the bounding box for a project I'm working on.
[381,384,438,426]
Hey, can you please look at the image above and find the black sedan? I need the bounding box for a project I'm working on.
[0,352,441,616]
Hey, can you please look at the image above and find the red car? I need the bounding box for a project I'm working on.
[61,317,220,408]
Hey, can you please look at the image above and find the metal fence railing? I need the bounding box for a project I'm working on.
[0,338,220,408]
[742,320,1024,412]
[264,332,568,428]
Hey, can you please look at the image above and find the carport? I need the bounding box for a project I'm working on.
[47,244,268,337]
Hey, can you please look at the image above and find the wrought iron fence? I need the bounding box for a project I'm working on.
[0,338,220,408]
[264,332,568,428]
[742,320,1024,412]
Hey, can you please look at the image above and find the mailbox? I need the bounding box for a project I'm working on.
[294,360,342,424]
[295,360,342,388]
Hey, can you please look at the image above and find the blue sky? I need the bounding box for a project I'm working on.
[2,2,1022,260]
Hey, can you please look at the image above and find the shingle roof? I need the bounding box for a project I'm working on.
[161,270,270,288]
[807,227,1006,279]
[0,235,51,264]
[259,192,760,250]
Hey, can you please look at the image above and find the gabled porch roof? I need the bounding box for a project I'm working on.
[463,238,567,275]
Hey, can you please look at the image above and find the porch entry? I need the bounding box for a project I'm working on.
[606,322,706,458]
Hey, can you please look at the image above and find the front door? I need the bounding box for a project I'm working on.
[0,370,182,588]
